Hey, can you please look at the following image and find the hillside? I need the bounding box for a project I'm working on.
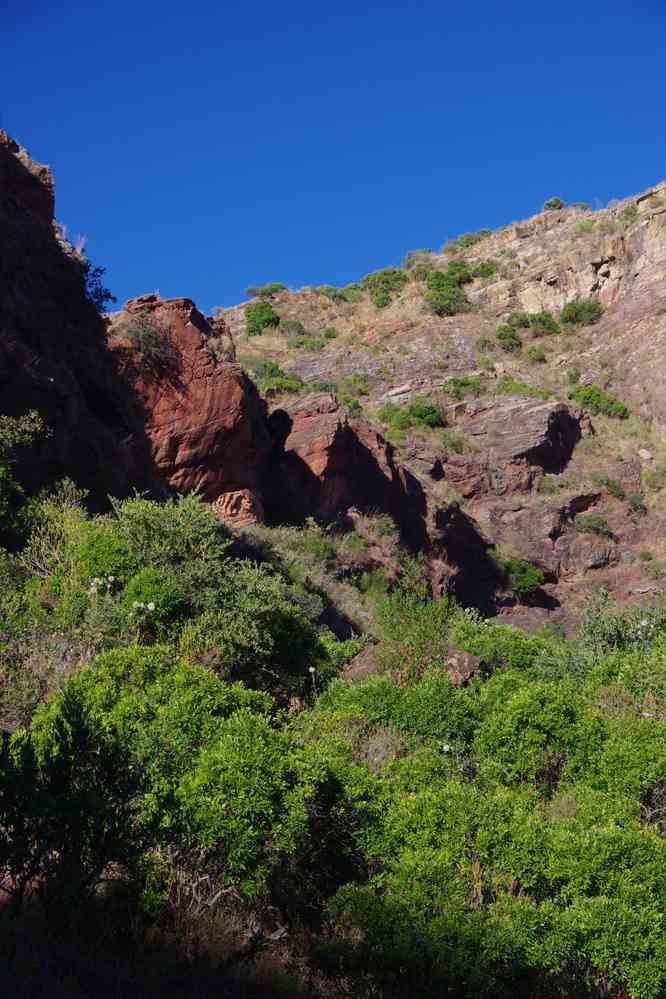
[5,132,666,999]
[214,185,666,630]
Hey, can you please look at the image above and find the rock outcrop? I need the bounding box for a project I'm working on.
[110,294,271,523]
[267,392,429,544]
[0,130,147,500]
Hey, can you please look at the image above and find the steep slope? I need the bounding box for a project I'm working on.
[5,127,666,627]
[217,183,666,626]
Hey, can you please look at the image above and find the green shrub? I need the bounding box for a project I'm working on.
[471,259,498,279]
[506,311,531,330]
[245,299,280,336]
[402,249,433,273]
[477,336,494,353]
[568,383,628,418]
[440,427,468,453]
[288,334,327,350]
[526,345,546,363]
[528,311,560,335]
[495,377,549,399]
[543,197,566,210]
[341,282,364,302]
[377,398,445,438]
[241,358,305,395]
[496,325,522,352]
[361,267,409,308]
[245,282,286,299]
[560,298,604,326]
[376,579,454,683]
[121,567,189,636]
[622,204,638,224]
[1,685,148,918]
[445,375,483,400]
[639,550,654,562]
[575,514,613,537]
[0,411,44,547]
[423,261,472,317]
[498,556,545,595]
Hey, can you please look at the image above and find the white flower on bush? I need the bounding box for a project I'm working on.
[147,602,156,612]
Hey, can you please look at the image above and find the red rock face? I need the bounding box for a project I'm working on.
[112,295,272,522]
[268,392,428,544]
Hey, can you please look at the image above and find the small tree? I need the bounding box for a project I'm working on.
[245,300,280,336]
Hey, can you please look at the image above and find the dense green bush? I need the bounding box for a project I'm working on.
[503,310,560,336]
[498,555,545,595]
[543,196,566,210]
[377,398,445,439]
[361,267,409,308]
[496,325,522,352]
[8,453,666,997]
[568,382,629,418]
[245,299,280,336]
[240,358,305,395]
[422,259,473,317]
[471,259,498,279]
[0,411,44,547]
[561,297,604,326]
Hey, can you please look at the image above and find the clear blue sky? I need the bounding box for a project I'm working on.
[3,1,666,312]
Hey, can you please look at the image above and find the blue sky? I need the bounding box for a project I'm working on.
[3,1,666,312]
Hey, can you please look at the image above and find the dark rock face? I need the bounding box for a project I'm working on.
[0,131,150,500]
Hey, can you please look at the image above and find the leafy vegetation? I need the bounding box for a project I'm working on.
[575,513,613,536]
[245,299,280,336]
[0,411,44,548]
[495,376,550,399]
[361,266,409,308]
[471,259,498,279]
[496,554,545,595]
[245,281,287,298]
[561,297,604,326]
[239,358,305,395]
[543,196,566,209]
[496,324,522,352]
[444,375,484,400]
[568,382,629,418]
[5,467,666,998]
[424,261,472,316]
[377,398,446,441]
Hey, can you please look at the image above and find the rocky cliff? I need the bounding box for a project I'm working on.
[5,129,666,628]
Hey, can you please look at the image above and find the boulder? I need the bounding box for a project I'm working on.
[444,646,482,686]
